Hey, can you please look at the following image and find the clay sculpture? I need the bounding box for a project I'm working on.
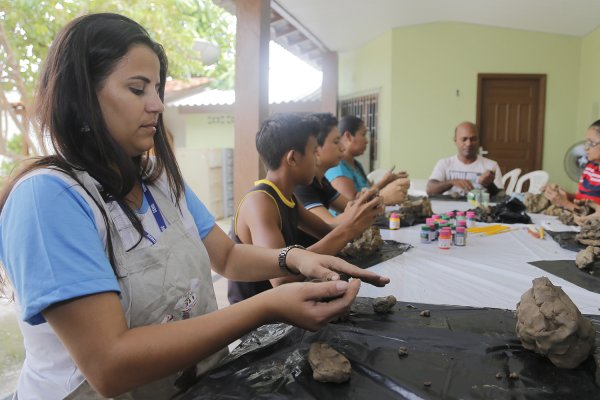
[576,217,600,246]
[308,342,351,383]
[340,226,384,258]
[523,190,594,226]
[575,246,600,269]
[396,197,433,223]
[524,192,551,214]
[572,200,597,221]
[515,277,595,369]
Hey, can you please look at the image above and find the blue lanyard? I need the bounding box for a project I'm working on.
[141,182,167,244]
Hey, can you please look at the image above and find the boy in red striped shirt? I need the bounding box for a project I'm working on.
[544,120,600,209]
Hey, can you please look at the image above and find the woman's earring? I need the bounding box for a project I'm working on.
[80,123,91,133]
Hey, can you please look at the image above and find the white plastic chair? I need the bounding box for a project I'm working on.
[501,168,521,195]
[407,178,428,196]
[514,170,549,194]
[367,168,388,184]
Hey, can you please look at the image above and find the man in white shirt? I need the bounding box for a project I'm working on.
[426,121,503,196]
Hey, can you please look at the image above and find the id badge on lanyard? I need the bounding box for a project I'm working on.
[141,182,167,244]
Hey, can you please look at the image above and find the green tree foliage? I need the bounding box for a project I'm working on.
[0,0,235,95]
[183,0,235,88]
[0,134,24,178]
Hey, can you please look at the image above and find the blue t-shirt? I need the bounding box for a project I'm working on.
[325,159,370,193]
[0,171,214,325]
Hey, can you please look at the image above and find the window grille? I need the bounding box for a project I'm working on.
[338,93,379,171]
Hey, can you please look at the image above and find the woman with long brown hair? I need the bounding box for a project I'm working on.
[0,13,388,399]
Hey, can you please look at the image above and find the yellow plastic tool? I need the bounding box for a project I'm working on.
[483,227,519,236]
[467,225,511,235]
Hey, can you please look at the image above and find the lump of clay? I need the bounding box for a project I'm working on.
[558,210,576,226]
[523,187,596,226]
[515,277,596,369]
[396,196,433,222]
[397,346,408,357]
[525,190,594,226]
[542,204,564,217]
[576,208,600,228]
[308,342,351,383]
[340,226,384,258]
[524,192,551,213]
[372,295,397,313]
[576,217,600,246]
[542,204,577,226]
[575,246,600,269]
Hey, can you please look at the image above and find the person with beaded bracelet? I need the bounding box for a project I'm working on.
[0,14,390,399]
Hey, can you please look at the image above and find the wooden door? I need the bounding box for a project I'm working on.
[476,74,546,176]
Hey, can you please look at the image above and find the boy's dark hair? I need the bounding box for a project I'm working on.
[590,120,600,133]
[312,113,339,146]
[338,115,364,137]
[256,113,319,170]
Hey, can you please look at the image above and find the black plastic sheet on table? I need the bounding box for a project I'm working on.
[178,299,600,400]
[528,260,600,293]
[545,230,586,252]
[339,240,412,269]
[474,197,532,224]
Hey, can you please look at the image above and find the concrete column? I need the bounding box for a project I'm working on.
[233,0,270,206]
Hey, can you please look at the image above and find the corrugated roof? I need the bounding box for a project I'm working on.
[167,89,235,107]
[165,77,210,93]
[166,87,321,108]
[214,0,328,70]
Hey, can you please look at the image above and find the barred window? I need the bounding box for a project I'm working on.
[338,93,379,171]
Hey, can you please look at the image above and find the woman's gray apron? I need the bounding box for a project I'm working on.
[64,171,227,399]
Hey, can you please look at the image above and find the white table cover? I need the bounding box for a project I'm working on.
[361,200,600,315]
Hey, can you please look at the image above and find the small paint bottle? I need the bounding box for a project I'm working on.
[438,227,452,249]
[457,219,468,239]
[466,211,477,228]
[455,226,466,246]
[446,211,456,225]
[420,225,431,243]
[427,223,437,241]
[389,213,401,230]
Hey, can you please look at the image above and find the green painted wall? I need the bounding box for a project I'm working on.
[185,113,234,148]
[340,22,582,189]
[339,31,393,169]
[578,25,600,141]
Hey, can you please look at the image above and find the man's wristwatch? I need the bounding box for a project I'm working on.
[278,245,304,275]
